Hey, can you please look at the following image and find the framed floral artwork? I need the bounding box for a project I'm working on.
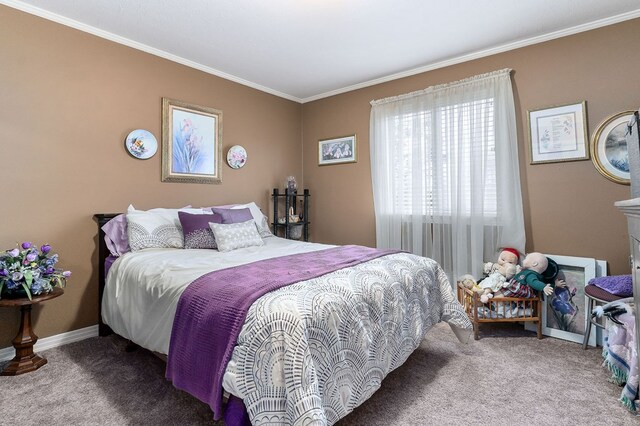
[527,101,589,164]
[591,110,635,185]
[525,254,597,346]
[318,135,357,166]
[162,98,222,184]
[545,255,596,346]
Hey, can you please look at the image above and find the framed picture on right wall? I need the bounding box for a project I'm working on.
[527,101,589,164]
[590,110,635,185]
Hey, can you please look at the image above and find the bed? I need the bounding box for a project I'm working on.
[95,212,472,425]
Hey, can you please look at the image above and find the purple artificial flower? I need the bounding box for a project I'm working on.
[8,248,19,257]
[21,242,31,249]
[26,252,37,262]
[62,271,72,278]
[45,266,55,274]
[0,269,7,276]
[12,271,23,281]
[40,244,51,254]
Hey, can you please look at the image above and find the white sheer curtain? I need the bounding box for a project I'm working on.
[370,69,524,282]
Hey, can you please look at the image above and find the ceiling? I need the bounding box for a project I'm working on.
[3,0,640,103]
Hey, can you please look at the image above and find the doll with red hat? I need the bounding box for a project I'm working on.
[500,252,565,299]
[479,247,521,303]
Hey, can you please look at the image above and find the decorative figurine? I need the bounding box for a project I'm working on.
[286,176,297,192]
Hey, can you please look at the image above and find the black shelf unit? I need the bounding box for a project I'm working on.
[272,188,309,241]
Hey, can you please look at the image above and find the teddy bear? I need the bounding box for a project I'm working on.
[497,252,565,299]
[478,248,520,303]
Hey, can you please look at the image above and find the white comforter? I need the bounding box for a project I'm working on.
[103,236,333,354]
[103,237,471,425]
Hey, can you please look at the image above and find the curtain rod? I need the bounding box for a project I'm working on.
[370,68,512,106]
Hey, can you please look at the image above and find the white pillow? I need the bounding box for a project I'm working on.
[126,205,210,251]
[209,219,265,252]
[231,202,272,238]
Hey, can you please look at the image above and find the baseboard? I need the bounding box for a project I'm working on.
[0,325,99,362]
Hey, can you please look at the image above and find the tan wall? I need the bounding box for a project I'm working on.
[2,5,639,349]
[303,19,640,275]
[0,6,302,347]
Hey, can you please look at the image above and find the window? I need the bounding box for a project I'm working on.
[392,99,496,217]
[370,69,524,280]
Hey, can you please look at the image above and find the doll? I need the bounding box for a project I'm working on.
[479,248,520,303]
[498,252,565,299]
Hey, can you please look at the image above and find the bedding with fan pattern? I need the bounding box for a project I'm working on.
[102,237,471,425]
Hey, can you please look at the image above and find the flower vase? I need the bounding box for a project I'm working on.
[1,286,28,299]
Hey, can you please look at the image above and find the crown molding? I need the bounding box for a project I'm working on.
[0,0,303,103]
[301,8,640,103]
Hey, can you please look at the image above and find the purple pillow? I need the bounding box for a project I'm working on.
[102,214,130,257]
[178,211,222,249]
[211,207,252,224]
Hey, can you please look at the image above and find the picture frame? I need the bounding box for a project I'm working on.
[591,110,634,185]
[542,254,596,346]
[318,135,357,166]
[527,101,589,164]
[162,98,223,184]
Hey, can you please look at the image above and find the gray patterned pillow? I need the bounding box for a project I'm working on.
[126,209,184,251]
[209,219,264,252]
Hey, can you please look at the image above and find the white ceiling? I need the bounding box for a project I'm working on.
[4,0,640,102]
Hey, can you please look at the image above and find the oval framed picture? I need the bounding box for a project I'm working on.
[124,129,158,160]
[227,145,247,169]
[591,111,634,185]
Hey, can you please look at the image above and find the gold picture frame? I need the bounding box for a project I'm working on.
[527,101,589,164]
[591,110,634,185]
[162,98,223,184]
[318,135,357,166]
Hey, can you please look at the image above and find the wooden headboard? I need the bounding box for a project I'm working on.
[94,213,120,337]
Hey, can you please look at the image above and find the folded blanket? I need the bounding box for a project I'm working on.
[602,312,639,413]
[590,275,633,297]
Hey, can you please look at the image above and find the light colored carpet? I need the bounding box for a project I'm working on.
[1,323,636,425]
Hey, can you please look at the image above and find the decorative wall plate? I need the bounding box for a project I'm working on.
[227,145,247,169]
[125,129,158,160]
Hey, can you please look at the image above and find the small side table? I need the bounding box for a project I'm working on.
[0,287,64,376]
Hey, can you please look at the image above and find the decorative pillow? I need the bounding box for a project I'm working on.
[101,205,201,256]
[209,220,264,252]
[232,202,273,238]
[212,207,253,224]
[102,214,130,257]
[126,205,206,251]
[207,202,272,238]
[178,211,222,249]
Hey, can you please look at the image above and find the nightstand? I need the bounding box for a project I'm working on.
[0,287,64,375]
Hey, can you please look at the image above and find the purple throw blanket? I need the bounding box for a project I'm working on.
[165,245,399,419]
